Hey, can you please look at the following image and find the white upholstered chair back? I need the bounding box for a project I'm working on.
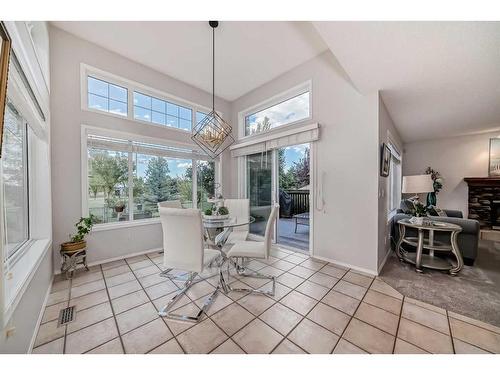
[224,199,250,232]
[159,207,204,273]
[263,204,279,258]
[158,200,183,209]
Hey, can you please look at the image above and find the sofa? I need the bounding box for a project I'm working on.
[391,208,480,266]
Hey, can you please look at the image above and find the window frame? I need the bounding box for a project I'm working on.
[2,106,31,263]
[1,47,51,327]
[81,125,221,231]
[80,64,215,134]
[87,75,128,117]
[238,80,312,140]
[387,139,402,220]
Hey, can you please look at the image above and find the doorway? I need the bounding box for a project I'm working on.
[245,143,311,253]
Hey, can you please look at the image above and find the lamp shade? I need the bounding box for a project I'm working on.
[402,174,434,194]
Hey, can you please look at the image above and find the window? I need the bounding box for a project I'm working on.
[88,76,127,116]
[196,111,208,126]
[133,91,192,131]
[245,91,310,136]
[82,65,214,133]
[1,100,29,259]
[87,145,129,224]
[197,160,215,212]
[388,142,402,215]
[85,132,216,225]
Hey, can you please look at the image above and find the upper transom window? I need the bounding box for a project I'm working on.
[133,91,192,131]
[87,76,127,117]
[244,90,310,137]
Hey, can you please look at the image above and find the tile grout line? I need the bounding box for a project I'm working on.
[391,295,405,354]
[37,251,500,354]
[123,256,188,354]
[97,264,127,354]
[62,277,72,354]
[446,309,456,354]
[330,276,377,354]
[264,262,349,354]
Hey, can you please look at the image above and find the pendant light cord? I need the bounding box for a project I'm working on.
[212,25,215,112]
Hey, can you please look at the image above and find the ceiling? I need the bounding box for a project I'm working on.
[51,21,328,101]
[52,21,500,143]
[313,21,500,143]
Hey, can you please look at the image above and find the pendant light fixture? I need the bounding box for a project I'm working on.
[191,21,234,159]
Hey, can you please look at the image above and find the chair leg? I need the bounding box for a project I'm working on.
[227,258,275,297]
[158,272,219,322]
[159,268,174,278]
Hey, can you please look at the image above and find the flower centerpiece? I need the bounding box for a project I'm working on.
[425,167,443,207]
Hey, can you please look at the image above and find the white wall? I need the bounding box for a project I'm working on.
[377,96,403,271]
[403,131,499,218]
[229,52,380,274]
[49,26,231,268]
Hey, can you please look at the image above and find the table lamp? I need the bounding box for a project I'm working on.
[402,174,434,224]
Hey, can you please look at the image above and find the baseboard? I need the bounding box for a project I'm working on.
[377,248,392,275]
[53,247,163,275]
[311,254,378,276]
[28,274,53,353]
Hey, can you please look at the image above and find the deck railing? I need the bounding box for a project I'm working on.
[284,189,309,217]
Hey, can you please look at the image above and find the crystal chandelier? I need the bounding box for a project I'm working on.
[191,21,234,159]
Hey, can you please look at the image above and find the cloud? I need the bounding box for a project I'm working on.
[177,162,191,169]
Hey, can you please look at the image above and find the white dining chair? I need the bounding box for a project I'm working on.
[224,198,250,244]
[158,200,183,209]
[225,203,279,296]
[157,207,221,322]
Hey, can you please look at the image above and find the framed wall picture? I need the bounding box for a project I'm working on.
[489,138,500,176]
[380,143,391,177]
[0,22,12,158]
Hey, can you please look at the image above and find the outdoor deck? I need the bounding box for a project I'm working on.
[277,217,309,251]
[250,216,309,252]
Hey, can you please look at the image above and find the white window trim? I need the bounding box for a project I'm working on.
[81,125,221,230]
[80,63,217,134]
[238,80,312,140]
[386,133,403,221]
[1,50,51,327]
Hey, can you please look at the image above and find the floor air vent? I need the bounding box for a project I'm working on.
[58,306,76,326]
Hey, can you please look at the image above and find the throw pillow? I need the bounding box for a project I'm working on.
[435,207,448,217]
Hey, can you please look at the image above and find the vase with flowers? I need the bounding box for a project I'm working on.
[425,167,443,207]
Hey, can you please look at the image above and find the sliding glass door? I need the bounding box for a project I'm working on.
[245,144,311,252]
[246,152,273,237]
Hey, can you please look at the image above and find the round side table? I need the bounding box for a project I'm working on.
[396,218,464,275]
[60,248,89,279]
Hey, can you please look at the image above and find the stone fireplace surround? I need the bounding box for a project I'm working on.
[464,177,500,229]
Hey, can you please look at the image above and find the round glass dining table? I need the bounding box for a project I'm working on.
[202,215,255,248]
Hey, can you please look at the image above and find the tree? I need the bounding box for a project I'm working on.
[253,116,272,135]
[88,173,103,198]
[89,151,128,206]
[185,161,215,199]
[144,156,172,202]
[291,147,310,189]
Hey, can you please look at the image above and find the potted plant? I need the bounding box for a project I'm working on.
[409,201,428,225]
[114,201,126,213]
[61,216,95,253]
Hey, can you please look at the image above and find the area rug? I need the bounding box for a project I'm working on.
[379,239,500,327]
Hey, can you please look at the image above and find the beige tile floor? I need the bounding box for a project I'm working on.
[32,248,500,354]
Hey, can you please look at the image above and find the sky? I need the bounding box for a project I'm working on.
[282,144,309,172]
[246,91,310,135]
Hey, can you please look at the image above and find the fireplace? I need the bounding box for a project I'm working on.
[464,177,500,229]
[492,201,500,229]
